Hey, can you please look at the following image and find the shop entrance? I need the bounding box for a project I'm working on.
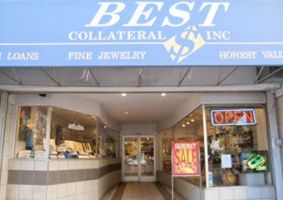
[122,136,155,182]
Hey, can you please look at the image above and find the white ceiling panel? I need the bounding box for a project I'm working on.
[95,68,139,87]
[181,67,221,86]
[0,71,20,85]
[141,68,188,86]
[220,67,257,85]
[54,68,99,86]
[0,68,57,86]
[75,93,190,123]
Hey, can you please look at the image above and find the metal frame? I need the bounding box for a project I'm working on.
[122,135,156,182]
[202,104,210,189]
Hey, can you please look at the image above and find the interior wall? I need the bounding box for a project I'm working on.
[9,93,120,131]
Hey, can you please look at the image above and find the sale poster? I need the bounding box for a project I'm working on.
[172,141,200,176]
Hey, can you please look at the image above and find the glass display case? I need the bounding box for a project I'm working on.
[15,106,48,159]
[15,106,120,159]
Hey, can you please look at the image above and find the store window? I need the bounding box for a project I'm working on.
[206,106,272,187]
[15,106,48,158]
[161,128,173,172]
[160,106,205,185]
[50,107,119,159]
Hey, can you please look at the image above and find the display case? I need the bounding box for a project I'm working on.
[15,106,120,159]
[15,106,48,159]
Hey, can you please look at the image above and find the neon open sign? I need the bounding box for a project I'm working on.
[210,109,256,126]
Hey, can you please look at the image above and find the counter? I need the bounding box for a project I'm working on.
[6,158,121,200]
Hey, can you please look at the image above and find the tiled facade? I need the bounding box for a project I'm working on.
[6,159,121,200]
[1,103,17,200]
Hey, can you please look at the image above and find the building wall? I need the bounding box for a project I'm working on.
[0,102,17,200]
[275,89,283,179]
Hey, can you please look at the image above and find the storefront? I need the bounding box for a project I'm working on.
[0,0,283,200]
[157,94,276,200]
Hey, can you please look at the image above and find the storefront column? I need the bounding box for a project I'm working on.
[0,91,8,182]
[266,91,283,200]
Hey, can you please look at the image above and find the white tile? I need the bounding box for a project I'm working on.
[76,182,84,194]
[204,189,219,200]
[1,171,8,185]
[58,184,67,197]
[67,183,76,196]
[19,185,33,199]
[261,187,275,198]
[35,160,48,171]
[68,160,77,170]
[8,160,22,170]
[247,187,261,199]
[233,188,247,200]
[48,160,59,171]
[7,184,19,199]
[65,196,76,200]
[3,142,12,156]
[59,160,68,170]
[2,157,9,170]
[1,185,7,200]
[80,161,86,169]
[219,189,233,200]
[47,185,58,200]
[76,194,84,200]
[33,185,47,200]
[21,160,35,170]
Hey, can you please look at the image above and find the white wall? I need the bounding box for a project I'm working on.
[9,93,120,131]
[158,92,266,131]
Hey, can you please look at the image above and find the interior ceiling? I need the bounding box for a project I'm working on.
[0,66,282,123]
[73,93,190,123]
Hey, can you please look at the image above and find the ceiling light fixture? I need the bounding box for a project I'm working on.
[182,124,186,128]
[186,121,190,125]
[68,123,85,131]
[191,119,195,122]
[161,93,167,97]
[124,111,129,115]
[121,93,127,97]
[104,125,107,129]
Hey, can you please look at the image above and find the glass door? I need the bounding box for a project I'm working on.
[123,136,155,182]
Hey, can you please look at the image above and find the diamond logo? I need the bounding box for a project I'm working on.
[164,26,206,63]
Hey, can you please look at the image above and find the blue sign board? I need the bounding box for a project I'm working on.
[0,0,282,67]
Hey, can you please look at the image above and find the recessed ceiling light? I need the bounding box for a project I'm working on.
[161,93,167,97]
[124,111,129,115]
[104,125,107,129]
[191,119,195,122]
[182,124,186,128]
[186,121,190,125]
[121,93,127,97]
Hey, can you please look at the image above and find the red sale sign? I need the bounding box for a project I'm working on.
[172,141,200,177]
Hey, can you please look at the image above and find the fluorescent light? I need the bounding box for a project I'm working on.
[161,93,167,97]
[121,93,127,97]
